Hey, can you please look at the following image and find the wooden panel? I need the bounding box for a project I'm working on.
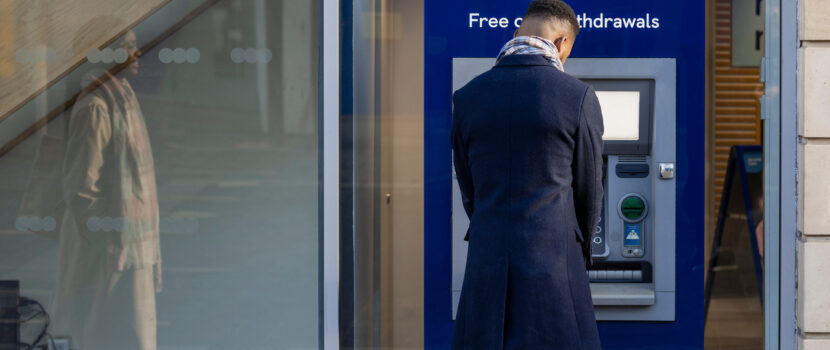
[0,0,169,122]
[0,1,13,77]
[711,0,763,213]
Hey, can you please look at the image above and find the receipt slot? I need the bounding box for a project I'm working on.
[451,58,677,321]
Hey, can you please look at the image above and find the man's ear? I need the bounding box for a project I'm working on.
[513,29,519,38]
[553,36,566,51]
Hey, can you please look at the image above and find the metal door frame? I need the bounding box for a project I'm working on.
[763,0,798,348]
[321,0,340,348]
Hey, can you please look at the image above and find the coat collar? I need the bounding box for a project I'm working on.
[494,54,555,68]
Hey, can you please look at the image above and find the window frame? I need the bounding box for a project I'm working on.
[320,0,340,348]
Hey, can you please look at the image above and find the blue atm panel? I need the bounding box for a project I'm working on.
[425,1,704,349]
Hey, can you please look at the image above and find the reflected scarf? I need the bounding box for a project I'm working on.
[496,35,564,72]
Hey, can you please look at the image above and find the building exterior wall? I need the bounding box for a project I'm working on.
[798,0,830,348]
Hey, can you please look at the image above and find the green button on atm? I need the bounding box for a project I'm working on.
[619,194,647,258]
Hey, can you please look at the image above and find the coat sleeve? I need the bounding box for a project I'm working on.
[451,92,475,241]
[572,86,605,267]
[62,97,112,229]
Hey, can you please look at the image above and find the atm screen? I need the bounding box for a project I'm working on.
[596,91,641,141]
[584,79,654,155]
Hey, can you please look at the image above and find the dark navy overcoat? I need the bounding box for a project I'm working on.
[451,54,604,350]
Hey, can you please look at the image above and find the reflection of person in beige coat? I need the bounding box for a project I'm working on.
[52,19,160,350]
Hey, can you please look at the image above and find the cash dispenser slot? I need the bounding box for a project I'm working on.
[588,261,653,283]
[590,283,656,306]
[615,163,649,178]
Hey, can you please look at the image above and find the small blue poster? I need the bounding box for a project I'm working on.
[624,222,643,246]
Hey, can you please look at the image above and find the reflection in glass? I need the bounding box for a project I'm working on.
[49,18,160,350]
[0,1,320,348]
[704,0,766,348]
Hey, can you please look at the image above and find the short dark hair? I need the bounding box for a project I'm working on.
[524,0,580,37]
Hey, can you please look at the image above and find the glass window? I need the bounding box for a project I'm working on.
[704,0,767,348]
[0,1,321,349]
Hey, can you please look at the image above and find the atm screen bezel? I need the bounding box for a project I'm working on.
[581,79,654,155]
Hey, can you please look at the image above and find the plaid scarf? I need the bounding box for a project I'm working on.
[496,36,564,72]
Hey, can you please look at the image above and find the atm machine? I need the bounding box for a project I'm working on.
[451,58,677,321]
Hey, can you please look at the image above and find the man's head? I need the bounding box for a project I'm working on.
[74,16,141,76]
[515,0,580,62]
[119,30,141,76]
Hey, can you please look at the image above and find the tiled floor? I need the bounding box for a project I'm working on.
[705,193,765,350]
[705,297,764,350]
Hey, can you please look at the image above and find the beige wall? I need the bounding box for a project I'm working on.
[797,0,830,348]
[0,0,168,121]
[378,0,425,347]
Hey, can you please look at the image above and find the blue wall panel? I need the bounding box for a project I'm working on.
[424,1,705,349]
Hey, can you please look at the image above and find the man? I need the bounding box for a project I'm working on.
[451,1,603,349]
[53,18,161,350]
